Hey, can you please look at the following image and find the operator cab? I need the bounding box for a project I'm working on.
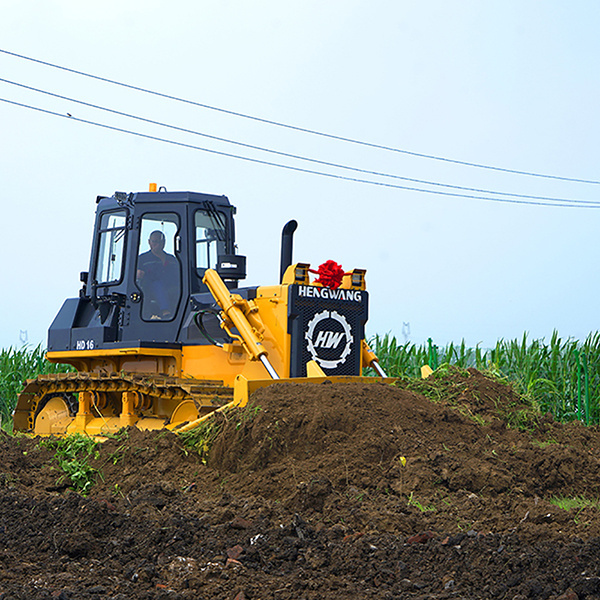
[48,188,247,352]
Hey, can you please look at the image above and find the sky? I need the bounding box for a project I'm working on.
[1,0,599,351]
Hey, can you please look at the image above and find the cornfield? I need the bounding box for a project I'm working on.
[2,332,600,431]
[371,331,600,425]
[0,345,73,431]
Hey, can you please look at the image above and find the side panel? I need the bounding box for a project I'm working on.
[181,284,291,383]
[254,285,291,376]
[181,344,265,388]
[47,297,120,352]
[47,298,81,351]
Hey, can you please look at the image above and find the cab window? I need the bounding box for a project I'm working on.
[195,209,226,272]
[136,213,181,321]
[95,211,127,284]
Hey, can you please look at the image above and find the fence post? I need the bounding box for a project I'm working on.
[427,338,433,369]
[583,351,590,425]
[427,338,439,371]
[576,349,582,422]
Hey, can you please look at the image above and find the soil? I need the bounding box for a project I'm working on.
[2,368,600,599]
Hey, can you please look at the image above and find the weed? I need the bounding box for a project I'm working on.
[550,495,600,512]
[180,403,261,461]
[531,439,559,449]
[102,429,129,441]
[235,402,262,430]
[179,414,227,464]
[457,406,487,426]
[108,444,128,465]
[0,472,18,488]
[407,492,436,512]
[399,366,471,406]
[39,434,99,495]
[501,406,540,431]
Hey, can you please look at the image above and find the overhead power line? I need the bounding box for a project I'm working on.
[2,96,599,209]
[1,77,595,207]
[1,47,598,186]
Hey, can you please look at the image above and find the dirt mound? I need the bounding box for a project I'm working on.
[211,371,600,507]
[2,369,600,598]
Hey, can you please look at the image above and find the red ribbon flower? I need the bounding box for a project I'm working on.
[311,260,346,289]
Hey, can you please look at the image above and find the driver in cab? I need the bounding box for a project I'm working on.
[136,230,179,319]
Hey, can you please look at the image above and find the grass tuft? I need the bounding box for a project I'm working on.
[550,495,600,512]
[407,492,436,512]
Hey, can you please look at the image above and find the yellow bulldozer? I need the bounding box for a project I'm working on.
[14,186,387,436]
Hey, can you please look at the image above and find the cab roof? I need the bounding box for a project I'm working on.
[96,190,233,210]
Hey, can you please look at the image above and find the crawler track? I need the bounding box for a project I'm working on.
[13,372,233,433]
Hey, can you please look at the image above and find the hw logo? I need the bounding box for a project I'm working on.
[305,310,352,370]
[313,330,346,349]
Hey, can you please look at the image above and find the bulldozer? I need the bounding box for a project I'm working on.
[14,185,387,436]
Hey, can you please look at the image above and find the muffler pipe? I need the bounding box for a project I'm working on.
[280,220,298,283]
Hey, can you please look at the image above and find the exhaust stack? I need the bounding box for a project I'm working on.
[280,220,298,283]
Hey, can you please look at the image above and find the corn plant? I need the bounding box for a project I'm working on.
[371,331,600,425]
[0,345,73,430]
[370,333,429,379]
